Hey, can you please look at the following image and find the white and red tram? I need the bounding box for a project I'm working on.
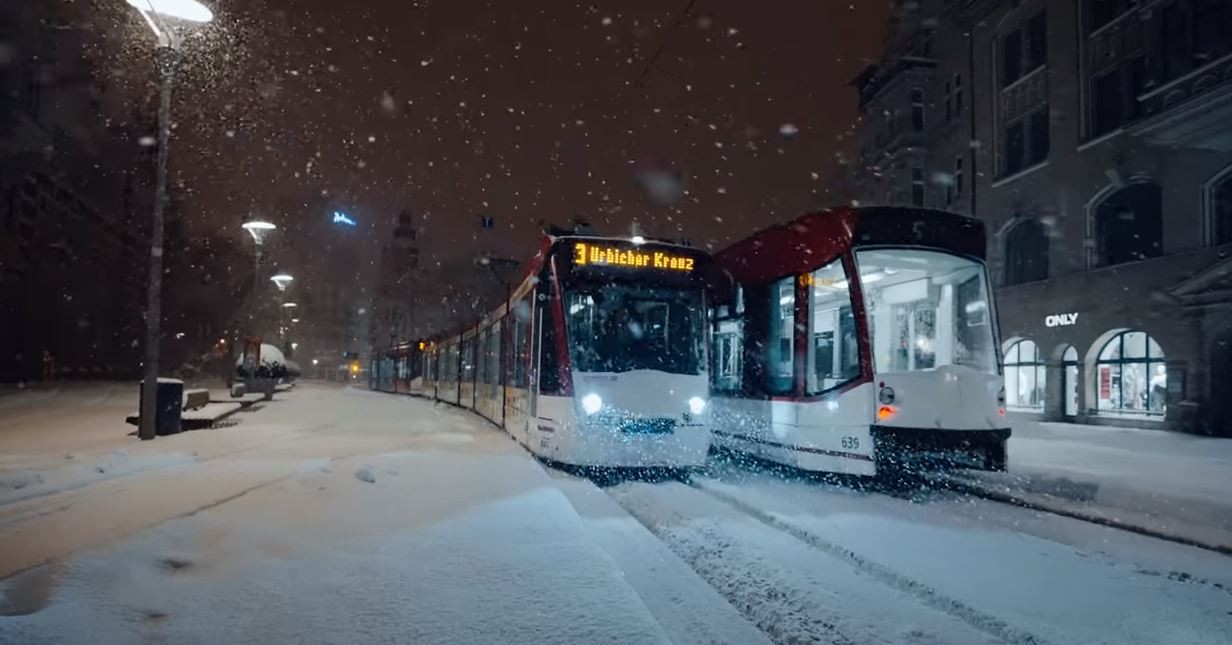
[392,233,722,469]
[709,206,1009,476]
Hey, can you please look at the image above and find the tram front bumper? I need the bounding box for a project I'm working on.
[871,425,1011,472]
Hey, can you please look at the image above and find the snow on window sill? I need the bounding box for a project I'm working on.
[992,160,1050,188]
[1076,127,1124,152]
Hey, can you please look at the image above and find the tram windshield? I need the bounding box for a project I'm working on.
[565,286,705,375]
[855,249,998,375]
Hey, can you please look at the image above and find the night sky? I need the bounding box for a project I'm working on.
[103,0,888,294]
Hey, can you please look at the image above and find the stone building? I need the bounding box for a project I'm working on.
[850,0,1232,434]
[0,1,154,382]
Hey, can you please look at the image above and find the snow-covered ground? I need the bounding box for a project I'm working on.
[0,385,700,644]
[955,416,1232,549]
[684,463,1232,645]
[2,384,1230,644]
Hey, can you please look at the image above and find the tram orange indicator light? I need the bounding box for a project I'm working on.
[876,405,897,421]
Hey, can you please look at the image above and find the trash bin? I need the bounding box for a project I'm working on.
[139,378,184,436]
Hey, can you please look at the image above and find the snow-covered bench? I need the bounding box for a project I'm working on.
[182,388,210,411]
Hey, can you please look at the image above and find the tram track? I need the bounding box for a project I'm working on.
[595,469,1053,645]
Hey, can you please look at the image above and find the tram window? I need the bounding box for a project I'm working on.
[476,330,488,385]
[807,258,861,394]
[462,337,477,383]
[713,319,743,392]
[539,299,561,394]
[565,286,705,375]
[765,276,796,394]
[486,325,501,386]
[511,298,531,387]
[856,249,997,374]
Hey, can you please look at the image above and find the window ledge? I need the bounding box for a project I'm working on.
[992,160,1050,188]
[1076,128,1124,152]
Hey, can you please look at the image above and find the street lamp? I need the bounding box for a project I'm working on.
[125,0,213,441]
[270,272,293,291]
[241,219,276,244]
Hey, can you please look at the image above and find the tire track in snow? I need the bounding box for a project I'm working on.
[689,479,1054,645]
[608,482,857,645]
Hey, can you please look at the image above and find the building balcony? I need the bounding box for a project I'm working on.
[1131,52,1232,151]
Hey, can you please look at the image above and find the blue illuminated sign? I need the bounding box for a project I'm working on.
[333,211,357,227]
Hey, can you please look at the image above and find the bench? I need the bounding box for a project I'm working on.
[183,388,210,411]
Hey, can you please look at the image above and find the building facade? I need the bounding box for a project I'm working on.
[851,0,1232,435]
[1,1,154,382]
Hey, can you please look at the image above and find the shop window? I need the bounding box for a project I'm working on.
[1208,166,1232,246]
[807,259,860,394]
[1095,182,1163,266]
[766,276,796,395]
[1096,331,1167,416]
[1003,218,1049,285]
[1004,340,1045,410]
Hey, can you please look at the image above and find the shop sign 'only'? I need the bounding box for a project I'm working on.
[1044,312,1080,327]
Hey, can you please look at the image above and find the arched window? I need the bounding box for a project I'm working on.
[1003,218,1049,285]
[1096,331,1166,416]
[1095,182,1162,266]
[1208,166,1232,246]
[1004,339,1045,410]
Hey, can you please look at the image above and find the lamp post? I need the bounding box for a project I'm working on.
[126,0,213,441]
[239,218,274,380]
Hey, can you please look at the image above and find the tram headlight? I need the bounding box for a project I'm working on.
[878,386,896,405]
[688,396,707,415]
[581,393,603,415]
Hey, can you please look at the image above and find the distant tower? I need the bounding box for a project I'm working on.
[373,209,421,349]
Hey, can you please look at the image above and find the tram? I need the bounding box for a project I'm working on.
[385,232,721,469]
[708,206,1009,476]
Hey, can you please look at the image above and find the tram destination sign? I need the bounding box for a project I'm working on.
[572,242,695,272]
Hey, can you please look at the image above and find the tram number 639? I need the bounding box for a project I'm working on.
[841,436,861,450]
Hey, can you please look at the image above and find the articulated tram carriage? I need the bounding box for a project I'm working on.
[709,206,1010,476]
[375,233,722,469]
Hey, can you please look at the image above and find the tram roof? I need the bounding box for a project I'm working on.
[716,206,985,284]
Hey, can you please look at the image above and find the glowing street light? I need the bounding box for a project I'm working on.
[126,0,213,22]
[282,302,298,308]
[124,0,214,441]
[241,219,277,245]
[270,272,293,291]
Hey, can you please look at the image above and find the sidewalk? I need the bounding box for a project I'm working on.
[954,416,1232,552]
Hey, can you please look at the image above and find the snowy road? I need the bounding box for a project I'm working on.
[603,462,1232,645]
[1,385,1229,644]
